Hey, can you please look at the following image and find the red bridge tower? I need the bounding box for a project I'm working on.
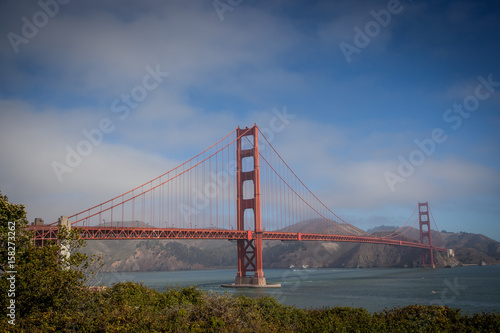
[234,125,266,286]
[419,202,435,268]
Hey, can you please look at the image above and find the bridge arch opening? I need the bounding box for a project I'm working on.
[243,208,255,231]
[241,134,255,150]
[242,156,254,172]
[243,180,254,200]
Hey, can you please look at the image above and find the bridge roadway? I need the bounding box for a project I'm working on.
[28,225,447,252]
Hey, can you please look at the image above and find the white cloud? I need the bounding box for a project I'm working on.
[0,100,179,222]
[256,118,500,212]
[3,1,302,102]
[1,0,499,240]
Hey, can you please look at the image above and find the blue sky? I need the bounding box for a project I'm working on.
[0,0,499,240]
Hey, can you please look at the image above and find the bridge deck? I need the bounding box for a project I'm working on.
[28,226,447,252]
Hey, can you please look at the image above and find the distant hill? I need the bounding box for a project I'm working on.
[370,228,500,266]
[83,238,237,272]
[80,220,500,272]
[366,225,399,233]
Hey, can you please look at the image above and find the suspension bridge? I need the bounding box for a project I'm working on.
[29,125,447,287]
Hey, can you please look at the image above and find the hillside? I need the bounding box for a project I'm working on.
[83,239,237,272]
[81,222,500,272]
[367,226,500,266]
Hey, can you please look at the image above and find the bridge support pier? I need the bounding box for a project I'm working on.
[235,236,266,286]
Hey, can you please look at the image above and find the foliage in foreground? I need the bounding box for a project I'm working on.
[0,191,499,332]
[0,282,498,332]
[0,191,99,330]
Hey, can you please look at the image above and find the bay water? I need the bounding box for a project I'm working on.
[98,265,500,313]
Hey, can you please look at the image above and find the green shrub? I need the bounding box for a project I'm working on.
[1,192,499,332]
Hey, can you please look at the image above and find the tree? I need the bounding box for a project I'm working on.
[0,192,31,274]
[0,191,99,325]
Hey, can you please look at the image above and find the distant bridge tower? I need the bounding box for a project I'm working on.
[235,125,266,286]
[419,202,435,268]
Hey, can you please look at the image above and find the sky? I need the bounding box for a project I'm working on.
[0,0,499,240]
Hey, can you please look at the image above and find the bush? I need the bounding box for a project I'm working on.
[1,192,499,332]
[2,281,500,332]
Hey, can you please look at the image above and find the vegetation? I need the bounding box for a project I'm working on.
[1,192,499,332]
[0,191,100,329]
[1,281,499,332]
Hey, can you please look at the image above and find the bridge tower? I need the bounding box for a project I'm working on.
[234,125,266,286]
[419,202,435,268]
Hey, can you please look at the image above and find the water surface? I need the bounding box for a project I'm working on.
[98,266,500,313]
